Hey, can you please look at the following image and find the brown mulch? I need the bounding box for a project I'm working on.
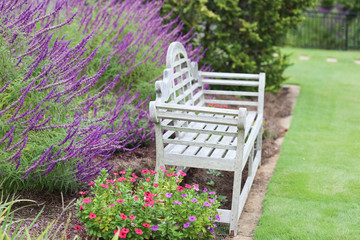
[10,87,294,239]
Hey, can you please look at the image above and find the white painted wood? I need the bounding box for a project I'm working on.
[202,79,259,86]
[163,153,235,171]
[217,209,231,223]
[200,71,260,79]
[156,112,238,126]
[204,99,258,106]
[203,89,259,97]
[149,41,265,237]
[156,103,240,116]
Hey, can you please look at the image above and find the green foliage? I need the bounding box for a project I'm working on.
[163,0,314,92]
[76,168,220,239]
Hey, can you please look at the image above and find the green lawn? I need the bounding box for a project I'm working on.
[254,48,360,240]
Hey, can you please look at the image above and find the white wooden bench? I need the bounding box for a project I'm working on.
[149,42,265,236]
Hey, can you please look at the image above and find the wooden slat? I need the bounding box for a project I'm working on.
[156,103,240,116]
[203,89,259,97]
[164,113,212,154]
[163,153,235,171]
[202,79,259,87]
[217,209,231,223]
[172,58,188,68]
[163,139,237,150]
[195,116,233,157]
[199,71,260,79]
[162,125,237,137]
[157,112,238,126]
[204,99,258,106]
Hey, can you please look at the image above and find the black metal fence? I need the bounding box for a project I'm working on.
[287,10,360,50]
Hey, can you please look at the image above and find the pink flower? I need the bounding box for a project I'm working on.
[89,212,96,219]
[117,177,126,182]
[101,184,109,189]
[153,183,159,187]
[113,172,119,176]
[166,173,172,177]
[129,215,135,220]
[135,228,143,235]
[106,179,114,183]
[82,198,92,204]
[142,169,149,174]
[150,170,157,175]
[120,213,127,220]
[176,186,184,191]
[119,171,126,174]
[160,166,165,169]
[78,191,86,195]
[143,223,150,228]
[209,103,214,107]
[144,202,151,207]
[79,205,83,211]
[178,170,187,176]
[117,199,124,203]
[185,184,192,189]
[132,173,138,178]
[129,178,136,182]
[146,178,151,182]
[108,204,115,207]
[134,196,138,201]
[74,225,82,230]
[88,181,94,186]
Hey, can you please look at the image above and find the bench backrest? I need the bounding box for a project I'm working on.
[154,42,203,106]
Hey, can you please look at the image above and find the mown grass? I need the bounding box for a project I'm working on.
[254,48,360,239]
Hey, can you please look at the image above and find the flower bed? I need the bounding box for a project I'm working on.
[76,167,220,239]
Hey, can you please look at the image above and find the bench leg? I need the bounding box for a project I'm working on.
[229,168,242,236]
[154,124,164,181]
[256,130,263,166]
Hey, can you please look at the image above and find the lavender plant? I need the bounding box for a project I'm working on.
[0,0,206,193]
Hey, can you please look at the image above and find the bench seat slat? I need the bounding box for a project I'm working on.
[156,103,240,116]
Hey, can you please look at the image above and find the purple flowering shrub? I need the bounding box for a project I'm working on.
[76,168,220,239]
[0,0,205,192]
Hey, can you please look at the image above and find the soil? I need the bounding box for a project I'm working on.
[10,85,298,239]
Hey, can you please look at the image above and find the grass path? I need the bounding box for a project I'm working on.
[254,48,360,239]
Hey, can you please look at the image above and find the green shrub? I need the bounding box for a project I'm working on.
[162,0,315,92]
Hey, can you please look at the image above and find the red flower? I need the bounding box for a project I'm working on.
[74,225,82,230]
[89,212,96,219]
[135,228,143,235]
[79,205,83,211]
[142,169,149,174]
[143,223,150,228]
